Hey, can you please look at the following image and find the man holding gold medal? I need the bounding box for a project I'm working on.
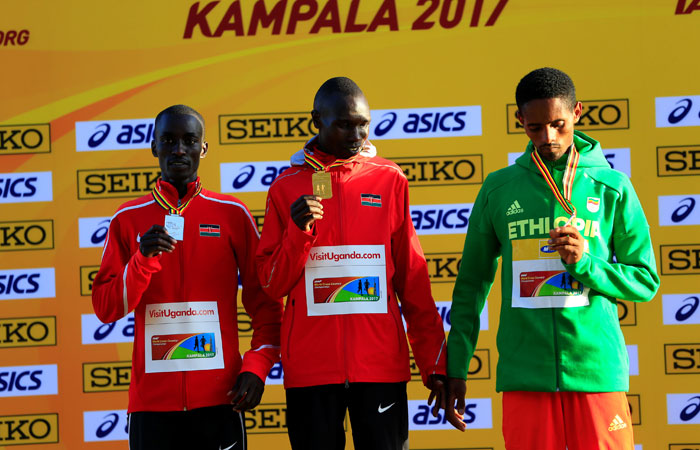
[92,105,282,450]
[444,68,659,449]
[256,77,447,450]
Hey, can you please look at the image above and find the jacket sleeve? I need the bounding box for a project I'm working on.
[391,177,447,386]
[91,214,162,324]
[236,204,284,382]
[564,179,660,302]
[446,182,501,380]
[256,186,316,299]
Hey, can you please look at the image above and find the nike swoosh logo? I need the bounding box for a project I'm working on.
[378,403,395,413]
[219,442,236,450]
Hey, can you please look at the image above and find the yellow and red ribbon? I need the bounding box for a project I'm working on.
[531,145,579,218]
[152,182,202,215]
[304,151,358,172]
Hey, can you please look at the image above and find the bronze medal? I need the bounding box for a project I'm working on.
[312,171,332,199]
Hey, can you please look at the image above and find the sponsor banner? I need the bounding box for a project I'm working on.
[665,344,700,374]
[370,106,482,140]
[411,349,491,381]
[83,410,128,442]
[663,294,700,325]
[507,100,630,133]
[0,171,52,204]
[669,445,700,450]
[0,316,56,348]
[509,148,632,178]
[81,313,134,345]
[78,217,111,248]
[220,161,290,193]
[667,394,700,424]
[75,119,154,151]
[0,364,58,397]
[659,195,700,226]
[219,112,315,145]
[0,124,51,155]
[618,300,637,326]
[658,145,700,176]
[250,209,265,233]
[77,167,160,199]
[80,265,99,296]
[392,155,483,186]
[266,362,284,386]
[0,220,54,251]
[0,268,55,301]
[656,96,700,128]
[409,398,492,430]
[0,413,59,446]
[435,300,488,332]
[628,394,641,425]
[628,345,639,376]
[425,252,461,283]
[245,403,290,434]
[660,244,700,275]
[411,203,472,235]
[83,361,131,392]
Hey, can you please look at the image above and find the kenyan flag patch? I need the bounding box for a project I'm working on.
[199,224,220,237]
[360,194,382,207]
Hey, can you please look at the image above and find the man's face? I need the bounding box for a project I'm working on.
[517,97,582,161]
[151,113,207,185]
[313,94,371,159]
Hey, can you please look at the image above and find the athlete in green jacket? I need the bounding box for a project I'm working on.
[444,68,659,449]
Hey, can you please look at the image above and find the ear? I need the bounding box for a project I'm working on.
[200,141,209,159]
[311,109,322,131]
[572,101,583,124]
[516,110,524,125]
[151,139,157,158]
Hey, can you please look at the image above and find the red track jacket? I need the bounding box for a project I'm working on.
[256,140,446,389]
[92,179,282,413]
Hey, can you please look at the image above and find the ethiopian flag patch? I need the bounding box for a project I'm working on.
[199,224,220,237]
[360,194,382,207]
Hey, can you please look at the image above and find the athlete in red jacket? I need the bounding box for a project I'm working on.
[256,78,447,450]
[92,105,282,450]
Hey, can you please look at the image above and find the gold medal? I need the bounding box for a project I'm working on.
[312,171,332,199]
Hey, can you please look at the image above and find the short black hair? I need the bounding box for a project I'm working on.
[154,104,205,134]
[313,77,365,112]
[515,68,576,111]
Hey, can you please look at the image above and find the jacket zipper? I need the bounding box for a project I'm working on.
[334,169,350,387]
[179,215,188,410]
[548,161,561,391]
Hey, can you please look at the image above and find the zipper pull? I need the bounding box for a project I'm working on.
[344,379,349,389]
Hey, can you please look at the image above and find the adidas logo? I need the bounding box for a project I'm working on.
[607,414,627,432]
[506,200,524,216]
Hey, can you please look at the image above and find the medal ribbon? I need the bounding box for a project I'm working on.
[304,151,358,172]
[152,182,202,215]
[531,145,579,217]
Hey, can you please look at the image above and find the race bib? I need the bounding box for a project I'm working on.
[511,239,589,309]
[305,245,388,316]
[144,301,225,373]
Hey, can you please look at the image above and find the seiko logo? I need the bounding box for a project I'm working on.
[75,119,155,151]
[627,394,641,425]
[410,203,472,235]
[0,413,58,445]
[83,410,128,442]
[392,155,483,187]
[220,161,290,193]
[663,294,700,325]
[0,29,30,46]
[409,398,492,430]
[656,96,700,128]
[658,145,700,176]
[83,361,131,392]
[244,403,288,434]
[78,217,111,248]
[0,220,53,251]
[661,244,700,275]
[410,349,490,382]
[0,268,55,301]
[617,300,637,326]
[659,195,700,226]
[81,313,134,345]
[507,100,630,133]
[0,172,52,204]
[425,252,461,282]
[669,445,700,450]
[665,344,700,374]
[370,106,482,140]
[219,112,315,145]
[0,365,58,397]
[508,148,632,178]
[77,167,160,199]
[667,394,700,424]
[80,266,99,296]
[0,124,50,155]
[0,317,56,348]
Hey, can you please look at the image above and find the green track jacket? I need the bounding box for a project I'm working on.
[447,131,660,392]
